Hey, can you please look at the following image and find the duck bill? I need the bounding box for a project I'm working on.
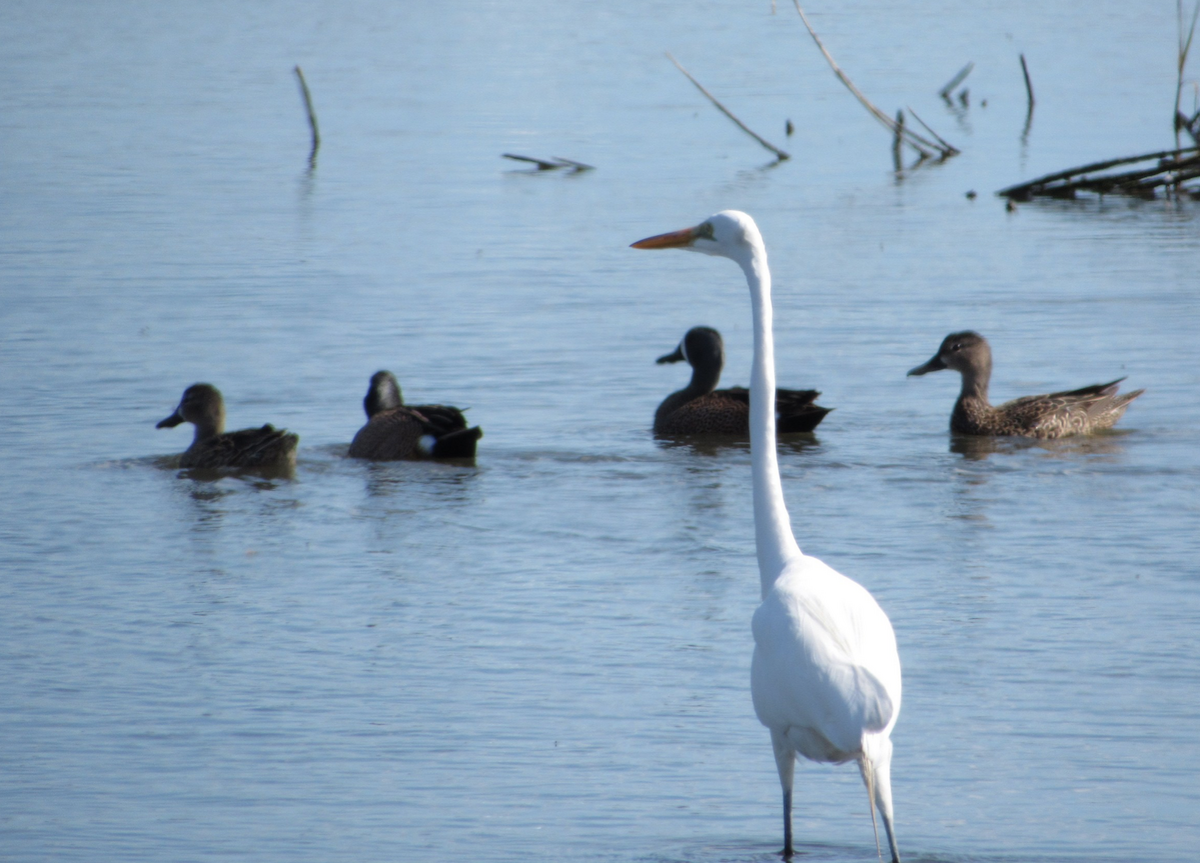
[156,409,184,429]
[631,226,698,250]
[656,345,685,364]
[907,355,947,377]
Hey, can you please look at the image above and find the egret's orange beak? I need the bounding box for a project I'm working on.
[630,226,698,249]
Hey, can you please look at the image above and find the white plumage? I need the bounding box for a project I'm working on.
[633,211,902,862]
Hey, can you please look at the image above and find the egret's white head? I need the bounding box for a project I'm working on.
[631,210,763,265]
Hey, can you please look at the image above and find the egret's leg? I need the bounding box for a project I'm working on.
[866,737,900,863]
[770,730,796,858]
[782,787,793,858]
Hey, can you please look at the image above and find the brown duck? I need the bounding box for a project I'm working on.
[907,330,1144,438]
[654,326,831,436]
[156,383,299,470]
[348,370,482,460]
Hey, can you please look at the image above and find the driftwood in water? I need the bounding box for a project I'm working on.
[665,53,790,161]
[502,154,595,172]
[997,147,1200,200]
[791,1,957,161]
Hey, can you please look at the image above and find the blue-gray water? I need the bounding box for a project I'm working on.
[2,2,1198,861]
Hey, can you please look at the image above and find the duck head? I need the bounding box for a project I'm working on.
[908,331,993,392]
[157,383,226,440]
[657,326,725,394]
[364,371,404,418]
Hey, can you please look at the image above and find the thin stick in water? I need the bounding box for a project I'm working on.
[892,110,904,172]
[1019,53,1035,109]
[1176,1,1200,148]
[906,106,957,155]
[938,62,974,100]
[294,65,320,164]
[791,1,954,158]
[666,53,790,161]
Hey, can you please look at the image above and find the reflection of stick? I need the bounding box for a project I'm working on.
[294,66,320,162]
[666,53,790,161]
[791,1,955,157]
[938,62,974,100]
[1019,54,1035,110]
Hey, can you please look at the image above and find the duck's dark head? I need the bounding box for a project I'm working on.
[364,370,404,418]
[658,326,724,367]
[908,331,992,385]
[157,383,226,439]
[657,326,725,393]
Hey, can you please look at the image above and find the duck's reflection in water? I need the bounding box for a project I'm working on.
[654,432,822,459]
[950,430,1131,461]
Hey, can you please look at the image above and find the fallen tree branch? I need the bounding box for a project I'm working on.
[997,147,1200,199]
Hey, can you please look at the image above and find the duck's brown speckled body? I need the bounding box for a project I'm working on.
[908,331,1144,438]
[654,327,831,436]
[348,371,481,460]
[156,383,298,470]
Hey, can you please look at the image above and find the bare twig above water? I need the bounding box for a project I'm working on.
[997,147,1200,200]
[790,1,957,159]
[293,65,320,167]
[1019,54,1035,109]
[666,53,790,161]
[1018,54,1036,143]
[906,107,957,155]
[1175,1,1200,148]
[938,62,974,100]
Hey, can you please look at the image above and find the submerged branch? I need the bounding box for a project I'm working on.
[502,154,594,172]
[1019,53,1035,110]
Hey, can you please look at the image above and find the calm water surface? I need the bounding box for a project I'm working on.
[2,2,1198,861]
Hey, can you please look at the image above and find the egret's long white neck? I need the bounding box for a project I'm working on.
[738,243,802,596]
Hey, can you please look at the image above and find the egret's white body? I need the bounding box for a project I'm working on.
[633,211,902,862]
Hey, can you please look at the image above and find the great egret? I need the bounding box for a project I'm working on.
[348,370,482,460]
[633,211,902,862]
[908,331,1143,437]
[655,326,831,436]
[156,383,299,470]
